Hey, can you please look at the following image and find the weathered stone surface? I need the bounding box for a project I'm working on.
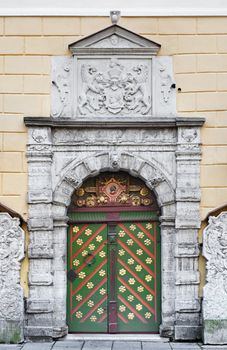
[0,213,25,343]
[203,212,227,344]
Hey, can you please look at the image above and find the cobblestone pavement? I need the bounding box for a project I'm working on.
[0,340,226,350]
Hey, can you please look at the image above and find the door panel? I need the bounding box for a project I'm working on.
[67,223,108,332]
[67,219,160,333]
[116,222,160,332]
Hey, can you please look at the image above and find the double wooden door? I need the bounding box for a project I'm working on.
[67,217,160,333]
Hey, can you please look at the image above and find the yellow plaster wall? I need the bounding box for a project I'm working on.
[0,15,227,222]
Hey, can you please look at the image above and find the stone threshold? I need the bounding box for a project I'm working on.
[60,334,169,342]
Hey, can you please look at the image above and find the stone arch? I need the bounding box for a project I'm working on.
[53,152,175,221]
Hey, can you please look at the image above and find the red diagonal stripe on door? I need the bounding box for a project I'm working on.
[118,223,155,259]
[76,240,107,273]
[118,258,156,297]
[71,277,107,315]
[72,224,90,243]
[136,222,155,242]
[98,312,107,323]
[72,258,107,296]
[72,223,107,260]
[118,276,155,315]
[118,240,155,278]
[118,313,129,324]
[80,295,107,323]
[118,294,148,324]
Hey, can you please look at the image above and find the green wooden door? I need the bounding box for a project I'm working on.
[67,218,161,333]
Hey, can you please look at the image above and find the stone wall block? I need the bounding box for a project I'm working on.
[26,299,53,314]
[28,217,53,231]
[29,259,53,286]
[176,202,201,228]
[53,181,74,206]
[0,213,25,343]
[29,231,53,258]
[152,56,176,116]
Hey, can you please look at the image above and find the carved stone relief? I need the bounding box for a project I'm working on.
[76,58,152,117]
[203,212,227,344]
[0,213,25,342]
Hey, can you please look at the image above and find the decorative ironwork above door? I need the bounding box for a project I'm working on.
[68,172,158,210]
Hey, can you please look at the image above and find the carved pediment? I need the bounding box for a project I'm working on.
[69,25,161,55]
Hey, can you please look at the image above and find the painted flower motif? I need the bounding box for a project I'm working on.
[146,294,153,301]
[146,257,153,264]
[127,239,134,246]
[129,224,136,231]
[76,294,82,301]
[78,271,86,279]
[96,235,103,242]
[82,250,88,257]
[137,286,144,293]
[128,295,134,302]
[100,288,106,295]
[137,232,144,239]
[127,258,134,265]
[128,278,135,285]
[87,300,94,307]
[73,226,80,233]
[136,249,143,256]
[145,275,152,282]
[136,304,143,311]
[145,312,152,319]
[118,230,126,237]
[135,265,142,272]
[119,269,126,276]
[128,313,135,320]
[119,285,126,293]
[144,239,151,246]
[99,269,106,277]
[118,249,125,256]
[87,282,94,289]
[146,223,153,230]
[75,311,83,319]
[119,305,126,312]
[97,308,104,315]
[85,228,92,236]
[76,238,83,246]
[99,251,106,258]
[73,259,80,267]
[90,315,97,322]
[88,243,95,251]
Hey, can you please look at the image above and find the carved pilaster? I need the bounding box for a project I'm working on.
[0,213,25,343]
[203,212,227,344]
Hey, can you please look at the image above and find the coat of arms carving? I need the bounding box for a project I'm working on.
[77,58,151,116]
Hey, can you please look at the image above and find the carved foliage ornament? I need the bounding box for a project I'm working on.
[203,212,227,319]
[69,172,158,210]
[0,213,25,321]
[78,58,151,116]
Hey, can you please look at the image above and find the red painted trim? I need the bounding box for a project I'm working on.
[154,222,157,322]
[136,222,155,242]
[76,240,107,273]
[80,295,107,323]
[72,223,107,260]
[118,276,155,315]
[118,313,129,324]
[71,277,107,316]
[98,312,107,323]
[72,258,107,297]
[118,223,155,260]
[118,240,155,278]
[118,258,156,297]
[72,223,89,243]
[118,294,148,324]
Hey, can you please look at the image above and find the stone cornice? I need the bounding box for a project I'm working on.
[24,116,205,128]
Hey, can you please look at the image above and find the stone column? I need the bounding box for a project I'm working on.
[203,212,227,344]
[0,213,25,343]
[25,127,54,340]
[174,124,202,340]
